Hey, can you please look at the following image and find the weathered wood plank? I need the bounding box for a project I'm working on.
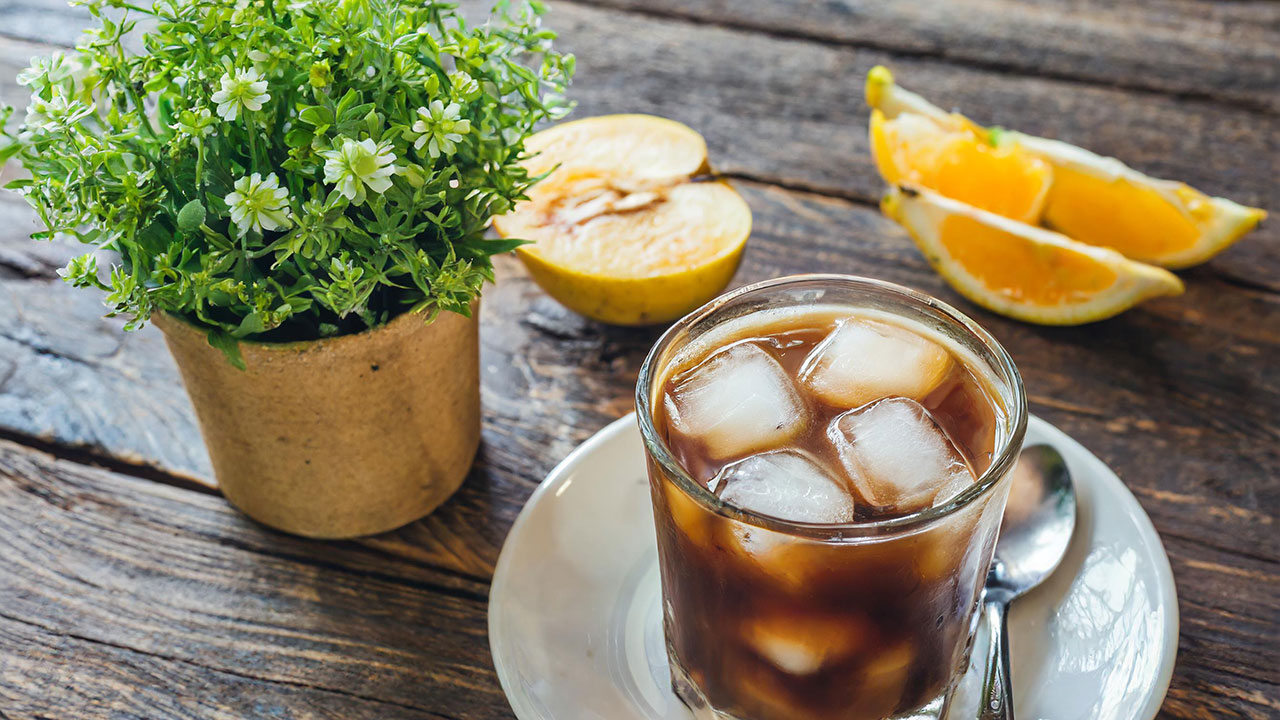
[0,0,91,46]
[574,0,1280,114]
[0,438,509,718]
[0,616,454,720]
[0,275,212,481]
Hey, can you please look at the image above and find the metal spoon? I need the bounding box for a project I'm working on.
[978,444,1077,720]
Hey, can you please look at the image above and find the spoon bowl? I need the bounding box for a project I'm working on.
[978,443,1078,719]
[989,444,1077,599]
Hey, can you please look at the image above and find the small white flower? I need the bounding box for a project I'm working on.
[17,52,73,89]
[210,67,270,122]
[24,89,88,133]
[320,138,398,205]
[411,100,471,159]
[224,172,292,236]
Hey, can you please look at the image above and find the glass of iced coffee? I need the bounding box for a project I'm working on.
[635,275,1027,720]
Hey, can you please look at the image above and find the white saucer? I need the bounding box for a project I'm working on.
[489,413,1178,720]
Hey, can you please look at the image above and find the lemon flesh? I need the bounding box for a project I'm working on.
[883,186,1184,325]
[866,66,1265,269]
[494,114,751,325]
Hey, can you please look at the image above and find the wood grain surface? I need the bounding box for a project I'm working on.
[0,1,1276,718]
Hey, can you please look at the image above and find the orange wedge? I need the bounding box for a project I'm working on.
[882,186,1184,325]
[869,109,1052,225]
[866,66,1265,269]
[494,114,750,325]
[1018,135,1266,268]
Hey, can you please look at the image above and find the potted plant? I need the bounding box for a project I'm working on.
[0,0,573,537]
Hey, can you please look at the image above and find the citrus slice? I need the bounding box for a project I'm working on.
[869,109,1052,224]
[1017,136,1265,269]
[866,66,1265,269]
[493,114,750,325]
[882,186,1184,325]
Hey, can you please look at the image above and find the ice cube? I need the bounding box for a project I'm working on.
[931,471,974,507]
[664,342,808,459]
[856,640,914,717]
[662,478,714,547]
[827,397,974,512]
[799,319,954,408]
[713,450,855,524]
[743,613,871,675]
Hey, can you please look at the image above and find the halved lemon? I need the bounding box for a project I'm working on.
[869,109,1052,225]
[493,114,751,325]
[882,186,1184,325]
[866,66,1265,269]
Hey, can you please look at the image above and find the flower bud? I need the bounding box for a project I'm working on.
[177,199,206,231]
[309,61,332,89]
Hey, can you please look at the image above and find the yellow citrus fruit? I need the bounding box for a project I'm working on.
[866,66,1265,269]
[869,109,1052,225]
[882,186,1184,325]
[493,114,751,325]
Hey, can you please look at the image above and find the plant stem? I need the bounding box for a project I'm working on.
[247,123,258,173]
[195,140,205,194]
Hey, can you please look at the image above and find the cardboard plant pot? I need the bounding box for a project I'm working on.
[153,307,480,539]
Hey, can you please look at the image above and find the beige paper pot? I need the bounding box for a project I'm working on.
[153,307,480,539]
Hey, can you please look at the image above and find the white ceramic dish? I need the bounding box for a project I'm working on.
[489,413,1178,720]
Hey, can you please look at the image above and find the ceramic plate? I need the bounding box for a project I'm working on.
[489,413,1178,720]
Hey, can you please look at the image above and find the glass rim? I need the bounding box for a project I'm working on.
[635,274,1028,539]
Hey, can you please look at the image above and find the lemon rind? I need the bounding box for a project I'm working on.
[866,66,951,125]
[523,113,709,169]
[884,186,1184,326]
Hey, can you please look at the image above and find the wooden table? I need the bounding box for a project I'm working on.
[1,1,1276,717]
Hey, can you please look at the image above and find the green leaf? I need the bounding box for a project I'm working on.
[206,328,246,371]
[285,127,314,148]
[298,105,333,127]
[237,311,266,335]
[338,102,376,124]
[0,140,21,164]
[334,89,360,118]
[469,236,529,255]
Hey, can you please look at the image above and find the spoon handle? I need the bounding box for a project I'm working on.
[978,597,1014,720]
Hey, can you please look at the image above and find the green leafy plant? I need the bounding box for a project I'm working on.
[1,0,573,366]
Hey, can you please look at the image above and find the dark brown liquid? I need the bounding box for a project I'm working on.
[648,308,1007,720]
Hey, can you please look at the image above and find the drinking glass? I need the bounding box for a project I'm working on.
[635,275,1027,720]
